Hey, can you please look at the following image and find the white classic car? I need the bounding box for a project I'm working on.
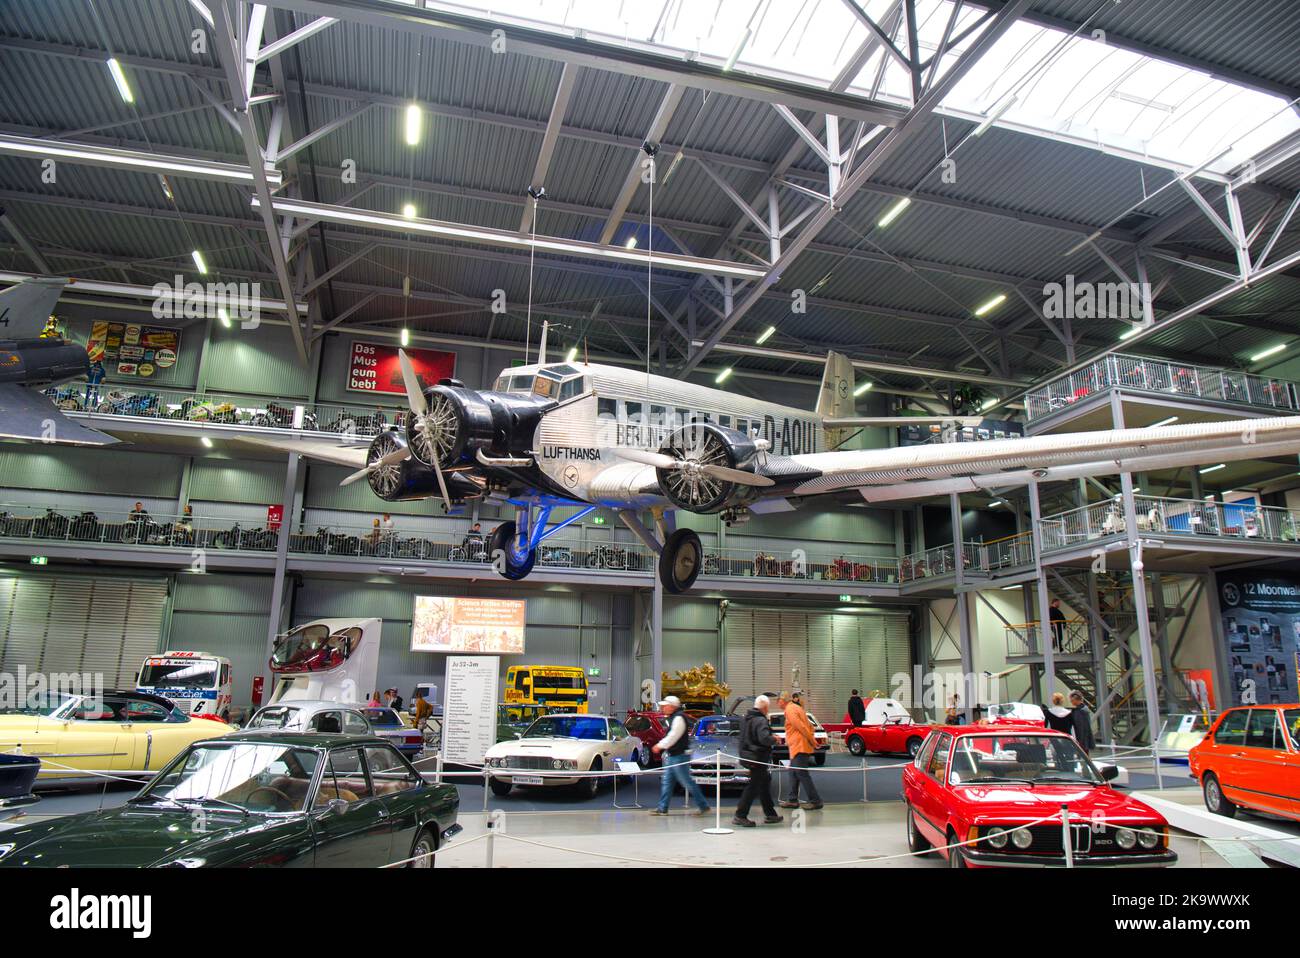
[483,713,642,799]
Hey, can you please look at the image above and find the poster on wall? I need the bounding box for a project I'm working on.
[1217,570,1300,706]
[411,596,526,654]
[441,655,500,765]
[87,321,180,379]
[347,340,455,395]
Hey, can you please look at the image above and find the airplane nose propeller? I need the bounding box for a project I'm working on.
[398,349,454,512]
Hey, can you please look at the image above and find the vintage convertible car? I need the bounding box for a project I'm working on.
[0,690,233,780]
[0,733,460,868]
[843,697,934,758]
[483,713,641,799]
[903,726,1175,868]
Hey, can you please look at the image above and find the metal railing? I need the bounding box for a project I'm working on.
[0,504,277,553]
[1005,618,1092,657]
[1023,352,1300,421]
[706,546,899,583]
[42,384,397,438]
[1039,495,1300,552]
[965,532,1036,574]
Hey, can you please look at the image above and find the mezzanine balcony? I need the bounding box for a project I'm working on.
[1022,353,1299,429]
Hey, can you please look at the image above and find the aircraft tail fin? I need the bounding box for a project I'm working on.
[817,350,856,448]
[0,278,69,340]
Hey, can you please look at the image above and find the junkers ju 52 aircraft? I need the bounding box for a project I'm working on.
[263,330,1300,596]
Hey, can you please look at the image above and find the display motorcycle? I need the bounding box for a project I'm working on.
[538,544,574,567]
[587,543,628,570]
[96,389,161,418]
[251,402,320,431]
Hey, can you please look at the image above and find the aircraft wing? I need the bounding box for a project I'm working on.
[0,383,118,446]
[784,416,1300,502]
[241,434,369,469]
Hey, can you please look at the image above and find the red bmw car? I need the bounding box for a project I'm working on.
[903,726,1176,868]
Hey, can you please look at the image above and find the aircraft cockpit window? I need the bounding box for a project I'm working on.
[558,377,588,402]
[533,375,558,399]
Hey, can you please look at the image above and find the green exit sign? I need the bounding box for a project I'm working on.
[839,594,852,603]
[30,556,48,566]
[592,515,606,524]
[587,668,601,677]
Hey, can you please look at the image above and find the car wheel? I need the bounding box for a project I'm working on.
[638,748,656,769]
[947,831,966,868]
[488,777,513,797]
[906,737,923,759]
[906,806,931,854]
[813,752,826,766]
[846,735,866,757]
[1203,773,1237,818]
[579,757,602,799]
[407,827,437,868]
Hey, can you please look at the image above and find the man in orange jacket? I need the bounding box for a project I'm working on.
[780,692,823,810]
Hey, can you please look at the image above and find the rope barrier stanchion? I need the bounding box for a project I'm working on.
[1152,739,1164,789]
[703,749,732,835]
[1060,804,1074,869]
[485,815,496,868]
[482,767,490,811]
[860,756,869,804]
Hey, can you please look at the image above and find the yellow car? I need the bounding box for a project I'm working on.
[0,689,234,780]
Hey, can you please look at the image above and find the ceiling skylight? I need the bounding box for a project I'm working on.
[413,0,1299,178]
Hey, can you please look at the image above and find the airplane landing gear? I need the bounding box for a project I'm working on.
[489,520,536,580]
[658,528,703,594]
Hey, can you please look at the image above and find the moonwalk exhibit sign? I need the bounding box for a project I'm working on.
[1217,570,1300,706]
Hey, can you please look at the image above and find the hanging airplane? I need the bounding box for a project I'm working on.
[251,327,1300,595]
[0,277,116,447]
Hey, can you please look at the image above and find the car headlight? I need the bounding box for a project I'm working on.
[1115,827,1137,849]
[1138,827,1160,849]
[1011,826,1033,849]
[552,758,564,769]
[564,759,578,770]
[985,827,1008,849]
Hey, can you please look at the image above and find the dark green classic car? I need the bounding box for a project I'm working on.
[0,732,460,868]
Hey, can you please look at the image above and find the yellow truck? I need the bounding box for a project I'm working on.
[503,665,589,713]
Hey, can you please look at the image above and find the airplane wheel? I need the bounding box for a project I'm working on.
[658,529,703,594]
[489,521,536,580]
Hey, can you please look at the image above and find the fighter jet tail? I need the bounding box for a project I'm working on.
[0,384,117,446]
[0,278,69,340]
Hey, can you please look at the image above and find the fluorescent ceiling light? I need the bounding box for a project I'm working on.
[981,397,998,410]
[404,104,422,146]
[106,58,134,104]
[877,197,911,228]
[200,436,213,448]
[0,133,282,187]
[1151,416,1179,427]
[191,250,208,275]
[715,367,733,384]
[250,196,766,279]
[973,293,1006,317]
[1199,463,1226,474]
[400,327,410,347]
[217,307,231,328]
[1119,326,1143,340]
[565,346,578,362]
[625,236,638,249]
[0,270,305,314]
[158,175,174,201]
[723,28,752,72]
[1250,343,1286,362]
[854,381,873,396]
[401,203,417,219]
[973,95,1017,136]
[756,326,776,345]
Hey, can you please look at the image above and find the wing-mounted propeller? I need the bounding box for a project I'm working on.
[618,422,773,513]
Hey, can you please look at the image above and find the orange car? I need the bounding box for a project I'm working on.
[1188,704,1300,821]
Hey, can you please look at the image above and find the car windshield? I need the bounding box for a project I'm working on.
[247,706,300,729]
[0,691,76,717]
[948,734,1102,786]
[138,742,321,814]
[768,714,785,729]
[698,719,740,737]
[523,715,609,740]
[271,625,357,672]
[364,708,402,727]
[138,660,218,689]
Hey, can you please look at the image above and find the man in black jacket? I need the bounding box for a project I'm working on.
[847,690,866,726]
[732,695,782,827]
[1069,691,1096,754]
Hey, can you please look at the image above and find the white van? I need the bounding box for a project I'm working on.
[136,651,233,722]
